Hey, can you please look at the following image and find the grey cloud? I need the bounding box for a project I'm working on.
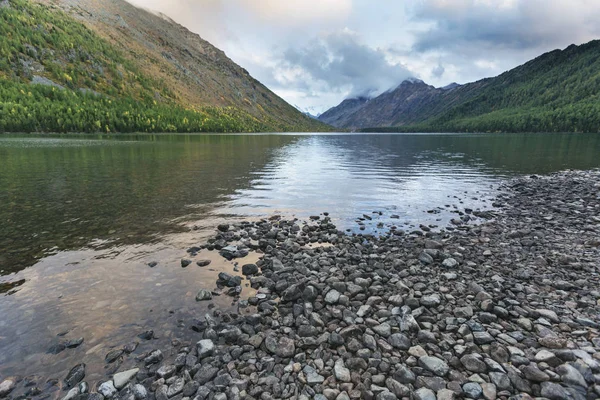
[280,31,414,97]
[412,0,600,53]
[431,63,445,78]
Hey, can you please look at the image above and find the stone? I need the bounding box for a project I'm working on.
[480,383,496,400]
[105,349,124,363]
[473,331,494,345]
[0,378,16,397]
[334,360,351,382]
[303,366,325,384]
[462,382,483,399]
[325,289,341,304]
[144,349,163,365]
[375,392,397,400]
[385,378,409,398]
[217,224,229,232]
[420,293,442,307]
[113,368,139,389]
[418,356,449,377]
[65,338,84,348]
[419,252,434,265]
[540,382,571,400]
[156,364,177,379]
[98,381,117,398]
[436,389,455,400]
[182,381,200,397]
[138,330,154,340]
[522,364,550,382]
[65,364,86,387]
[536,309,559,323]
[242,264,259,276]
[409,345,428,358]
[372,323,392,337]
[196,259,211,267]
[132,384,148,400]
[197,339,215,358]
[217,272,242,287]
[388,333,411,350]
[181,259,192,268]
[62,387,79,400]
[195,365,219,384]
[265,335,295,358]
[538,336,567,349]
[167,377,185,397]
[556,363,587,387]
[442,258,458,268]
[460,354,487,373]
[413,388,436,400]
[454,306,474,318]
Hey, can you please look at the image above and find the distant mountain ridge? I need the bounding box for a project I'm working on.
[0,0,328,132]
[320,40,600,133]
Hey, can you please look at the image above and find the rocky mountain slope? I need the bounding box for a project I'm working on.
[318,96,370,128]
[321,40,600,133]
[0,0,328,132]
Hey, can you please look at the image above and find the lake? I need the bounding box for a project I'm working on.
[1,132,600,390]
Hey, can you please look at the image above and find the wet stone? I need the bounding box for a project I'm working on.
[65,364,86,387]
[195,289,212,301]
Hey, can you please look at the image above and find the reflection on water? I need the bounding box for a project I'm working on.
[1,132,600,389]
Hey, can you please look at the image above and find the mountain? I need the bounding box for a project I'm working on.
[318,96,370,128]
[320,80,454,130]
[0,0,329,132]
[321,40,600,133]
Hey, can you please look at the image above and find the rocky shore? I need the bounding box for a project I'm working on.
[2,170,600,400]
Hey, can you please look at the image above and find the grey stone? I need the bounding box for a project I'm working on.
[65,364,86,387]
[113,368,139,389]
[325,289,341,304]
[462,382,483,399]
[460,354,487,373]
[0,378,17,398]
[442,258,458,268]
[413,388,436,400]
[195,289,212,301]
[388,333,411,350]
[420,293,441,307]
[98,381,117,398]
[540,382,571,400]
[196,339,214,358]
[418,356,449,377]
[194,365,219,385]
[303,366,325,384]
[167,377,185,397]
[334,360,351,382]
[132,384,148,400]
[557,363,587,388]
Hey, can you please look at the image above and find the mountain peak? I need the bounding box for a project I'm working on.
[403,77,425,85]
[441,82,461,90]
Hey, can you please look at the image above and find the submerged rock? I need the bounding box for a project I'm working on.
[195,289,212,301]
[64,364,85,387]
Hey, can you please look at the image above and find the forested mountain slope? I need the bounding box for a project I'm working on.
[0,0,328,132]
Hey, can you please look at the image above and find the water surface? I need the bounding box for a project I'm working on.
[1,132,600,392]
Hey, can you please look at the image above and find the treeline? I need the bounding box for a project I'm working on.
[0,80,268,133]
[366,101,600,133]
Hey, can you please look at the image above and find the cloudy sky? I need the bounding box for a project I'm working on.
[127,0,600,114]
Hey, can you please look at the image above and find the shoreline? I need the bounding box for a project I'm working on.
[1,170,600,400]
